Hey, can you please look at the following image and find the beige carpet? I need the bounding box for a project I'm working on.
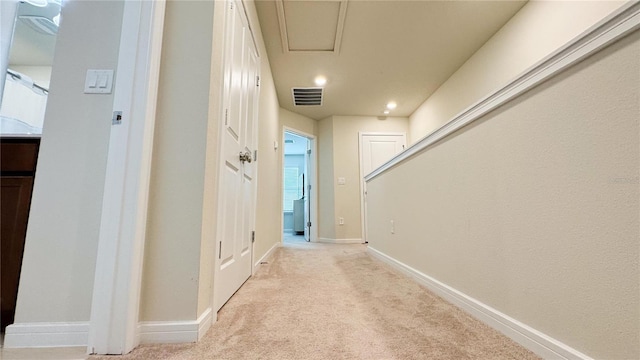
[93,241,539,359]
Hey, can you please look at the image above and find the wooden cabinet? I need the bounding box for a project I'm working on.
[1,138,39,331]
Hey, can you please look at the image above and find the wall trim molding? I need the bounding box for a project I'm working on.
[367,247,593,360]
[366,2,640,182]
[3,322,90,348]
[317,238,363,244]
[89,0,167,355]
[138,307,213,344]
[254,242,280,273]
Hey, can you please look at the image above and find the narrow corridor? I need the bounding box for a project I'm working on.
[91,242,538,359]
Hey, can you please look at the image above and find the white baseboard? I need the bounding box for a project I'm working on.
[138,307,213,344]
[3,322,90,348]
[367,247,593,360]
[317,238,363,244]
[254,242,280,273]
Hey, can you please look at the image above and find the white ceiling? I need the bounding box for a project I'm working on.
[255,0,527,120]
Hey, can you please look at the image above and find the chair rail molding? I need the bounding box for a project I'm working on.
[366,2,640,183]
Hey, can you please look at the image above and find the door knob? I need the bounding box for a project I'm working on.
[239,151,252,163]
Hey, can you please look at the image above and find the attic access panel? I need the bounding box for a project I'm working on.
[276,0,348,53]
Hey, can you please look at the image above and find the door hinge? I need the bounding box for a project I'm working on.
[307,149,311,155]
[224,108,229,125]
[307,222,312,227]
[218,241,222,259]
[230,2,234,10]
[256,75,260,87]
[253,150,258,162]
[251,231,255,243]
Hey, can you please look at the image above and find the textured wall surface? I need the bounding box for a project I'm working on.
[318,116,409,241]
[15,0,124,323]
[141,0,214,322]
[409,1,626,143]
[367,31,639,359]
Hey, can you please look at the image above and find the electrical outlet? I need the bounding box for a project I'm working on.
[390,220,395,234]
[339,217,344,225]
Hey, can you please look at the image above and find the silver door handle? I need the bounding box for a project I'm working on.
[239,151,252,163]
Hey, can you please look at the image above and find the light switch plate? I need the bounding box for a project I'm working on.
[337,177,346,185]
[84,69,114,94]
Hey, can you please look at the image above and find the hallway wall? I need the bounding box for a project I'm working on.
[280,107,316,136]
[367,30,640,359]
[318,116,409,242]
[141,0,215,322]
[317,116,335,241]
[409,0,627,143]
[141,0,282,324]
[14,0,124,324]
[251,1,282,269]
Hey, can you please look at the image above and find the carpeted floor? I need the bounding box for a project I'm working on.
[92,241,539,359]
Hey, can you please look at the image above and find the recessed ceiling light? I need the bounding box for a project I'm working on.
[314,76,327,86]
[383,110,390,115]
[386,102,397,110]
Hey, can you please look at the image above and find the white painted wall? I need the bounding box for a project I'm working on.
[409,0,627,143]
[14,0,124,323]
[317,116,335,240]
[367,30,639,359]
[280,107,316,136]
[140,0,215,322]
[247,0,282,268]
[318,116,409,241]
[138,0,283,325]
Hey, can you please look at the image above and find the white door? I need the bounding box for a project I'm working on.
[359,133,406,242]
[215,0,260,311]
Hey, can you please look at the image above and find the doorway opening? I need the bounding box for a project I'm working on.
[282,130,315,245]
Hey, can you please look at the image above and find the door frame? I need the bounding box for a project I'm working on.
[282,127,318,243]
[358,132,406,243]
[88,0,166,355]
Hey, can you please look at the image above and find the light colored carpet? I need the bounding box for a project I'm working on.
[93,242,539,359]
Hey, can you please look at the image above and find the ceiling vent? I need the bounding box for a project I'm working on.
[292,87,323,106]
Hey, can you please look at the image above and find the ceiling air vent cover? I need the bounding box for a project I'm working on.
[292,87,323,106]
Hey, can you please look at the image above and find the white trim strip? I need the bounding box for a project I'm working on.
[3,322,90,348]
[138,308,213,344]
[317,238,363,244]
[89,0,166,355]
[367,247,593,360]
[366,2,640,182]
